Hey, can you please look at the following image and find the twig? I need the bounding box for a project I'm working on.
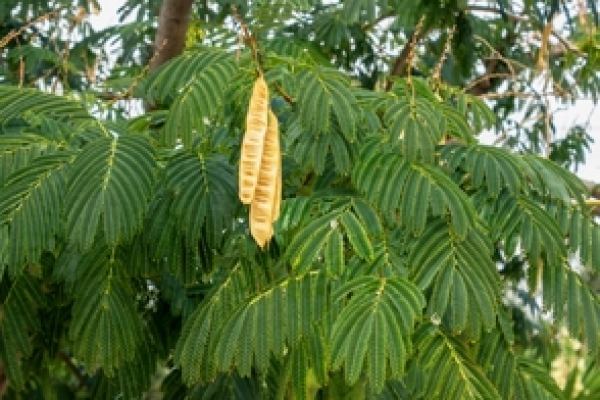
[108,39,168,106]
[465,73,514,92]
[0,9,62,49]
[385,16,425,91]
[57,351,86,391]
[231,6,262,74]
[431,25,456,85]
[477,91,576,99]
[466,5,583,56]
[274,82,295,105]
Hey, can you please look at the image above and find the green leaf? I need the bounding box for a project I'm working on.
[442,144,524,196]
[0,274,45,389]
[296,67,357,140]
[340,211,374,261]
[143,50,236,147]
[331,276,425,393]
[0,86,91,127]
[163,151,237,247]
[354,138,476,237]
[410,220,500,336]
[0,153,73,275]
[66,134,157,250]
[413,325,501,399]
[325,229,345,278]
[68,246,146,375]
[491,194,566,266]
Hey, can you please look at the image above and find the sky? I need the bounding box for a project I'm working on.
[89,1,600,182]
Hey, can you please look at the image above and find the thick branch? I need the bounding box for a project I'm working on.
[385,31,419,91]
[149,0,194,73]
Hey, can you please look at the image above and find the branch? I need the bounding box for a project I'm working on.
[57,352,86,391]
[466,5,583,55]
[385,31,418,91]
[149,0,194,73]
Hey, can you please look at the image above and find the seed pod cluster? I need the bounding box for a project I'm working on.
[239,75,282,248]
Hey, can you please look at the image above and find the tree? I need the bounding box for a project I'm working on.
[1,0,600,398]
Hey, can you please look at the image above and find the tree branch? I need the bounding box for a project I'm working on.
[57,352,86,391]
[149,0,194,73]
[385,31,420,91]
[466,5,582,55]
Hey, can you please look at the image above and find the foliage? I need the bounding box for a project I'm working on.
[1,0,600,399]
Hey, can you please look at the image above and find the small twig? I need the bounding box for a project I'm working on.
[465,73,515,92]
[107,39,168,106]
[385,16,425,91]
[231,6,262,74]
[0,9,62,49]
[432,25,456,85]
[541,71,553,158]
[467,6,583,56]
[477,91,576,99]
[57,351,86,391]
[406,16,425,86]
[274,82,295,105]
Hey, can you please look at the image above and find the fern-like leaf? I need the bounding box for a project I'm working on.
[412,324,501,399]
[442,143,525,196]
[491,194,567,267]
[354,138,476,237]
[65,134,157,250]
[68,246,145,375]
[0,274,45,389]
[296,67,357,141]
[162,151,237,247]
[0,86,91,127]
[331,276,425,393]
[175,267,329,384]
[409,220,500,336]
[0,153,73,275]
[142,50,236,147]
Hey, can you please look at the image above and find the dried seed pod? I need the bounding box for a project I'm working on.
[271,152,282,222]
[239,75,269,204]
[250,110,280,247]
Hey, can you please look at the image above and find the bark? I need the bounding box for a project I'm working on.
[149,0,195,73]
[385,31,419,91]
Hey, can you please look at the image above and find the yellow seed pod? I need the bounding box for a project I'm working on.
[239,75,269,204]
[250,110,280,247]
[271,152,282,222]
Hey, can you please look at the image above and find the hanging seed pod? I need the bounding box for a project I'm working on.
[239,75,269,204]
[250,109,280,248]
[271,151,282,222]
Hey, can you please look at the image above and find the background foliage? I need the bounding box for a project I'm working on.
[1,0,600,398]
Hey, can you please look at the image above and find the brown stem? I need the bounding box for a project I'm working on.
[149,0,194,73]
[385,31,419,91]
[57,352,86,391]
[274,82,295,105]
